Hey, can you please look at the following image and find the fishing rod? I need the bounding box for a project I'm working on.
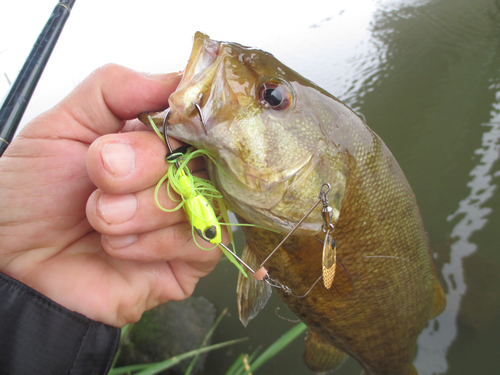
[0,0,76,156]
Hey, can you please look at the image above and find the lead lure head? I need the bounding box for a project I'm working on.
[186,193,222,244]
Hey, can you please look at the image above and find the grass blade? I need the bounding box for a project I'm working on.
[184,308,228,375]
[110,323,134,370]
[109,337,248,375]
[224,322,307,375]
[248,322,307,373]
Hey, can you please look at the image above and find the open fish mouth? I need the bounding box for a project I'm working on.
[165,33,227,141]
[183,32,221,82]
[167,33,223,120]
[168,32,258,126]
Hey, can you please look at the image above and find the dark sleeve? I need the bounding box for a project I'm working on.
[0,272,121,375]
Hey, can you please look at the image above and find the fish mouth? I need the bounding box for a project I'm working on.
[183,32,221,83]
[167,32,221,122]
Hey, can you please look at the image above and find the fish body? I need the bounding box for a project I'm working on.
[143,32,445,375]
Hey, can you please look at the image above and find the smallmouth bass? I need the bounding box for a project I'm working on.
[141,32,446,375]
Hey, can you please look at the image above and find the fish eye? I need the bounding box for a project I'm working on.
[259,81,292,110]
[204,226,217,240]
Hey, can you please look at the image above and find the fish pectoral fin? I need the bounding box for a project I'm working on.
[303,330,348,373]
[430,277,446,318]
[237,244,272,327]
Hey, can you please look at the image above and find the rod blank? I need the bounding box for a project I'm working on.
[0,0,76,156]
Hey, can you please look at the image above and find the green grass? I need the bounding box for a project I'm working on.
[109,308,307,375]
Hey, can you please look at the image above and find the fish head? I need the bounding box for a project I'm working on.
[164,32,351,234]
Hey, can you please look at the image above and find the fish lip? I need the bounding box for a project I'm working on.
[167,32,221,128]
[182,32,221,84]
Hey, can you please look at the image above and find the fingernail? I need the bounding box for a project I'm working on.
[101,143,135,177]
[99,194,137,224]
[146,72,183,82]
[106,234,138,249]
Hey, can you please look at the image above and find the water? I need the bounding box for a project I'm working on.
[2,0,500,373]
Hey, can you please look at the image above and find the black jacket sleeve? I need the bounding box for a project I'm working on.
[0,272,120,375]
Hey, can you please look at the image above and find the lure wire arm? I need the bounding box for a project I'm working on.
[218,243,256,275]
[265,274,323,299]
[220,241,322,298]
[258,182,331,270]
[220,182,333,298]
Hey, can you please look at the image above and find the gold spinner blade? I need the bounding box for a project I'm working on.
[322,230,337,289]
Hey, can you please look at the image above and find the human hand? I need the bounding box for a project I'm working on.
[0,64,223,327]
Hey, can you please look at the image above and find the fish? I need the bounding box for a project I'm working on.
[140,32,446,375]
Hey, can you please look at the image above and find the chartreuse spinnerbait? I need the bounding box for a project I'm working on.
[148,115,249,276]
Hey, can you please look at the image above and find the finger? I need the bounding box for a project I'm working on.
[122,118,150,133]
[63,65,182,139]
[86,164,212,234]
[21,64,182,144]
[87,130,206,195]
[86,183,187,236]
[101,221,224,265]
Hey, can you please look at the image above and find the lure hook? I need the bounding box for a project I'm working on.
[194,93,208,135]
[162,100,207,161]
[194,103,208,135]
[161,108,183,170]
[161,108,173,153]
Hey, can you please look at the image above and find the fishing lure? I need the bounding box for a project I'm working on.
[148,113,340,294]
[148,115,248,276]
[161,147,222,244]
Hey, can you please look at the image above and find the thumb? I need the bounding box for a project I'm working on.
[20,64,181,144]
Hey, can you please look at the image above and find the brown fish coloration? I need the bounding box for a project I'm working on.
[141,32,446,375]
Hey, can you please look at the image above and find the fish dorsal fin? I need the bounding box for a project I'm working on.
[237,244,272,327]
[303,330,348,373]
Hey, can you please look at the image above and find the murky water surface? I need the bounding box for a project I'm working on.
[1,0,499,373]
